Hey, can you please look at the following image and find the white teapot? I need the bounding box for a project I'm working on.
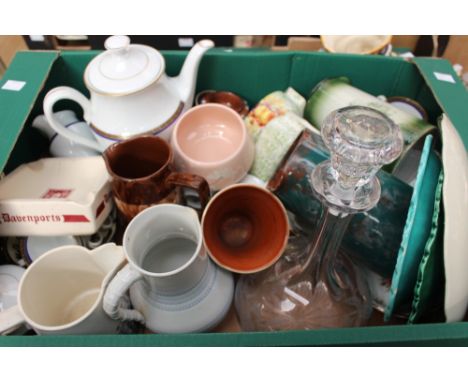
[43,35,214,152]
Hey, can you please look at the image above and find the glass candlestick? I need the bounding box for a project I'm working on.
[235,106,403,331]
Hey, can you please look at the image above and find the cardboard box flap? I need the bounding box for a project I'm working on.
[288,52,412,98]
[0,51,59,172]
[413,57,468,151]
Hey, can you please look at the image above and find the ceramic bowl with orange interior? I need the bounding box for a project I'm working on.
[201,184,289,274]
[320,35,392,55]
[195,90,249,117]
[171,104,254,191]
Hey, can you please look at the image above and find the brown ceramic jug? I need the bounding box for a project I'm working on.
[103,135,210,226]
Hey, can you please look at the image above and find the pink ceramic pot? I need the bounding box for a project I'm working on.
[171,104,254,191]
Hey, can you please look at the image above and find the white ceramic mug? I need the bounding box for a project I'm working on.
[0,243,125,335]
[103,204,234,333]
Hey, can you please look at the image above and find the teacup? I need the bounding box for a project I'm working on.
[103,204,234,333]
[171,104,254,191]
[202,184,289,274]
[103,135,210,224]
[0,243,125,335]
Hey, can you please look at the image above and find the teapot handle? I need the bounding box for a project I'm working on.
[103,264,145,324]
[43,86,102,152]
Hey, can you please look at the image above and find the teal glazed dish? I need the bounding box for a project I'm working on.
[384,135,442,320]
[408,171,445,324]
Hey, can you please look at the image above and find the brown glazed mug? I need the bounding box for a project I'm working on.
[103,135,210,225]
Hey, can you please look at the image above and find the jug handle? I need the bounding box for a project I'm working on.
[0,305,25,335]
[166,173,210,217]
[103,264,145,324]
[43,86,102,152]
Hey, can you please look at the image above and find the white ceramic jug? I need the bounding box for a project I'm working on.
[103,204,234,333]
[43,36,214,152]
[0,243,126,335]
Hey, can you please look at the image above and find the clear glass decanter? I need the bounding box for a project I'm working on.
[235,106,403,331]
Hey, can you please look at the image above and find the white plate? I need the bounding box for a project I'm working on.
[441,115,468,322]
[0,265,25,311]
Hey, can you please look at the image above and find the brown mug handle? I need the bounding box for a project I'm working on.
[165,173,211,216]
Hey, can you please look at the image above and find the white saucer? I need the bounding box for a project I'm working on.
[0,265,25,312]
[25,235,78,264]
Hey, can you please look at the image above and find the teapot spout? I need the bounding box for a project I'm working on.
[174,40,214,107]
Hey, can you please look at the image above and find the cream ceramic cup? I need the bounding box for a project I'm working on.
[171,104,255,191]
[0,244,125,335]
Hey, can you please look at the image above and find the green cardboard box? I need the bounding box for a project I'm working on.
[1,49,468,346]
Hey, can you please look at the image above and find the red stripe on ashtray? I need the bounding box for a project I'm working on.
[63,215,90,222]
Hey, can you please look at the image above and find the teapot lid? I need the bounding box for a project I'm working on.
[84,35,164,96]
